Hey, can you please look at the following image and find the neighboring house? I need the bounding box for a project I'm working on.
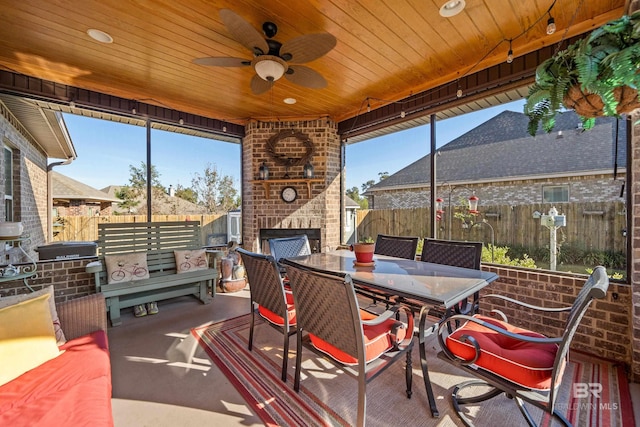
[344,195,360,244]
[102,185,210,215]
[0,94,76,261]
[365,110,626,209]
[52,171,120,216]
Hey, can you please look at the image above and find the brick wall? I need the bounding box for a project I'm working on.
[0,256,630,365]
[242,119,342,252]
[0,103,48,262]
[482,265,631,364]
[0,257,98,304]
[372,175,625,210]
[631,111,640,381]
[54,200,114,216]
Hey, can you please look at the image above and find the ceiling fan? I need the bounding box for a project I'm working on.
[194,9,336,95]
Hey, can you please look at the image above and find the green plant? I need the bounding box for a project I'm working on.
[585,267,624,280]
[359,236,374,244]
[525,11,640,136]
[482,244,538,269]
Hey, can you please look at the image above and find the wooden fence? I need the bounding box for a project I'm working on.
[53,214,228,246]
[356,202,627,253]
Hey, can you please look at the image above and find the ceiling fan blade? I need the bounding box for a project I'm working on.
[220,9,269,55]
[285,66,327,89]
[251,75,274,95]
[280,33,337,63]
[193,57,251,67]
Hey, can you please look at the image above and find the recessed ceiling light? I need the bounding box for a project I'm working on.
[283,98,297,104]
[87,29,113,44]
[439,0,466,17]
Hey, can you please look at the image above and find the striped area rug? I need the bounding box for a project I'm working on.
[192,315,634,427]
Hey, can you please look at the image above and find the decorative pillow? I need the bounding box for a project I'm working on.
[175,249,209,274]
[104,252,150,284]
[0,286,66,345]
[0,292,61,386]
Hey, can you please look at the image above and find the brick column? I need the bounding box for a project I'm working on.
[241,119,341,252]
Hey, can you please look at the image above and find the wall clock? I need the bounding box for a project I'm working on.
[281,186,298,203]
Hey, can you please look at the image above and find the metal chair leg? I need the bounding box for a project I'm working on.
[418,307,439,417]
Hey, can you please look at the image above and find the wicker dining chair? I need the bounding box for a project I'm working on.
[374,234,420,260]
[283,261,414,427]
[421,238,483,315]
[437,266,609,426]
[415,238,483,417]
[236,248,296,382]
[268,234,312,274]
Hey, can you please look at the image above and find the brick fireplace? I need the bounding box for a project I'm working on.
[241,118,342,253]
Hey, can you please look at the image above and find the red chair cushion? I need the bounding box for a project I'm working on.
[446,315,560,390]
[309,309,407,366]
[258,290,297,326]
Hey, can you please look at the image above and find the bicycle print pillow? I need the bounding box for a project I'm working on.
[174,249,208,274]
[104,252,150,284]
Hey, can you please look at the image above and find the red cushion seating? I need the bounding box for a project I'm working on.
[445,315,560,390]
[0,330,112,426]
[258,290,297,326]
[309,309,407,366]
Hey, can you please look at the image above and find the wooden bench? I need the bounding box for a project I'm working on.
[86,221,215,326]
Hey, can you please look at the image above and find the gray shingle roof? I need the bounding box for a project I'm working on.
[368,110,626,191]
[52,171,120,202]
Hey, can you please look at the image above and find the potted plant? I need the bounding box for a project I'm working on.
[350,237,376,264]
[525,11,640,136]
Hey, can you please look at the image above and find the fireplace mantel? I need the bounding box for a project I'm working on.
[251,178,324,199]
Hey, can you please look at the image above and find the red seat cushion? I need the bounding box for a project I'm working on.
[258,290,297,326]
[0,330,112,426]
[446,315,560,390]
[309,309,407,366]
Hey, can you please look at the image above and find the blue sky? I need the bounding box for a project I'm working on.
[58,99,525,193]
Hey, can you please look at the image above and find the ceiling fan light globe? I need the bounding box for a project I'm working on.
[253,56,287,82]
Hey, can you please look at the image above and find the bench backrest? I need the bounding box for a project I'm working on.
[96,221,202,275]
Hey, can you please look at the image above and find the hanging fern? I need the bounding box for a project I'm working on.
[525,11,640,136]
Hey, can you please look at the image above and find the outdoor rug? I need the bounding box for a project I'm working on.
[192,315,634,426]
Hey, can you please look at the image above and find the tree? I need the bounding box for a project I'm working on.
[361,180,376,193]
[378,171,389,181]
[174,184,197,204]
[115,186,140,214]
[129,162,163,195]
[346,186,368,209]
[191,163,240,213]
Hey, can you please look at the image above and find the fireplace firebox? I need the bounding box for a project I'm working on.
[260,228,321,254]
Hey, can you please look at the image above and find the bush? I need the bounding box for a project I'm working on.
[483,244,538,268]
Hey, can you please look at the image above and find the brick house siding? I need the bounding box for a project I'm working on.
[371,175,625,210]
[53,200,114,217]
[0,106,48,261]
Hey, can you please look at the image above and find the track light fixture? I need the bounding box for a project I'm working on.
[506,39,513,64]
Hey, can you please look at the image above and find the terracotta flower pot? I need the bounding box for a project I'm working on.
[350,242,375,263]
[563,85,640,118]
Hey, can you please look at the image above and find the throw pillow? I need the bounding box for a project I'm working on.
[0,292,61,386]
[175,249,209,274]
[104,252,150,284]
[0,286,66,345]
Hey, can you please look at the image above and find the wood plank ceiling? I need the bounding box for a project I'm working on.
[0,0,627,139]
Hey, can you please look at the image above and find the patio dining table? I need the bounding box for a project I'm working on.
[281,249,499,418]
